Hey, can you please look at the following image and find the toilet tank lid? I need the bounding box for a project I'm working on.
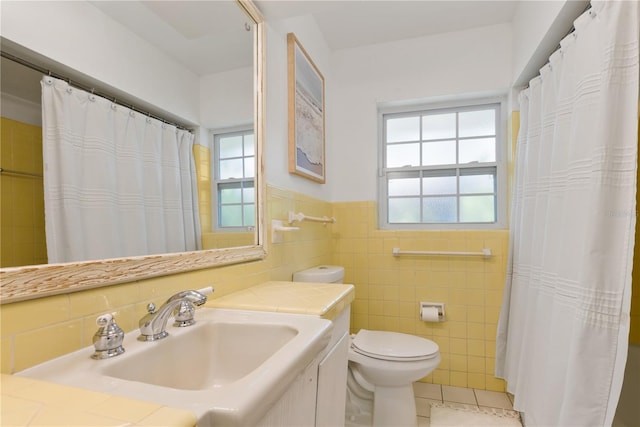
[352,329,439,359]
[293,265,344,282]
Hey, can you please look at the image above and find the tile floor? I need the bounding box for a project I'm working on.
[413,383,519,426]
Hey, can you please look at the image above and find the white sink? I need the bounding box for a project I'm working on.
[104,321,298,390]
[17,308,332,426]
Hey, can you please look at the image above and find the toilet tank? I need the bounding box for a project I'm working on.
[293,265,344,283]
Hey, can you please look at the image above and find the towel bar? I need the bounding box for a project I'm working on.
[288,211,336,225]
[392,247,492,258]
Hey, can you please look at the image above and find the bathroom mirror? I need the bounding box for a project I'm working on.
[0,0,266,304]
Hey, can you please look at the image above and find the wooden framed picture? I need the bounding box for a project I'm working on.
[287,33,325,183]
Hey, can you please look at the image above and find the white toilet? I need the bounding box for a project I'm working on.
[293,266,441,427]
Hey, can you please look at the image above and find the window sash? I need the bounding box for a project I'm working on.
[379,101,505,229]
[386,167,497,224]
[212,128,255,231]
[217,180,255,228]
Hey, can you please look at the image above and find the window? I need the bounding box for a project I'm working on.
[379,101,506,229]
[212,129,255,231]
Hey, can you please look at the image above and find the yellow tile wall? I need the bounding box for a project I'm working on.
[193,144,212,234]
[631,227,640,344]
[507,111,519,219]
[202,231,254,249]
[0,117,47,268]
[630,112,640,345]
[266,185,334,279]
[331,201,509,392]
[2,110,634,395]
[0,185,334,375]
[0,187,512,392]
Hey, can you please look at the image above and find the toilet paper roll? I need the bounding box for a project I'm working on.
[420,306,440,322]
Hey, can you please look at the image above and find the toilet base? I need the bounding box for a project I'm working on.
[372,385,417,427]
[345,368,373,426]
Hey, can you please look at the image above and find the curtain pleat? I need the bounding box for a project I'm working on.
[42,76,201,263]
[496,1,639,425]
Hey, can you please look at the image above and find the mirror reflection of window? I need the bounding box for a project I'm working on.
[213,129,255,231]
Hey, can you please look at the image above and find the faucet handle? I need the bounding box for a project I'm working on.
[173,301,196,327]
[91,313,125,360]
[138,287,214,341]
[172,287,214,327]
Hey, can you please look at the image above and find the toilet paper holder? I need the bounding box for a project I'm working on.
[420,302,445,322]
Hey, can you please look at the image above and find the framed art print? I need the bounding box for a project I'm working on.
[287,32,325,183]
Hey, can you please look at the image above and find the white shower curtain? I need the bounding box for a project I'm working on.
[496,2,639,426]
[42,76,201,263]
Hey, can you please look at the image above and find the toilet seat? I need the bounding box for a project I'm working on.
[351,329,439,361]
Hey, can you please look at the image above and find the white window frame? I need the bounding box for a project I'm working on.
[211,126,255,233]
[378,97,508,230]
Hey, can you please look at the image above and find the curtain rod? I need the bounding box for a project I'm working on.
[553,2,593,51]
[0,50,193,132]
[0,167,43,178]
[521,2,593,91]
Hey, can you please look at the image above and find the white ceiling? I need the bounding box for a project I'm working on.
[255,1,518,51]
[1,0,519,104]
[89,0,255,76]
[92,0,519,75]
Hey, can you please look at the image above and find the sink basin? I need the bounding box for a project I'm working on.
[104,322,298,390]
[17,308,332,426]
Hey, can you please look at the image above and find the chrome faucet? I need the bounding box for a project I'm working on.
[91,313,125,359]
[138,289,208,341]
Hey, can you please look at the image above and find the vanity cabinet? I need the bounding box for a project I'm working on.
[315,307,350,427]
[257,357,320,426]
[256,306,351,427]
[205,281,355,426]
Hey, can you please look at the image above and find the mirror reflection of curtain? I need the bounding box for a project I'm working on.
[41,76,201,263]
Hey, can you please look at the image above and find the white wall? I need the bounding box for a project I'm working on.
[200,66,254,131]
[2,0,580,205]
[198,66,254,147]
[0,1,200,126]
[259,2,585,203]
[263,15,333,201]
[328,24,513,202]
[0,93,41,126]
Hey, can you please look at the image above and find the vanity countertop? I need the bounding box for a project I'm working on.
[1,374,197,427]
[2,281,354,426]
[205,281,355,320]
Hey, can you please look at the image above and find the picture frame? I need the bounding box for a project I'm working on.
[287,32,325,183]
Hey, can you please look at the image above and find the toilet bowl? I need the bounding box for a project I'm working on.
[349,329,440,426]
[294,266,441,427]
